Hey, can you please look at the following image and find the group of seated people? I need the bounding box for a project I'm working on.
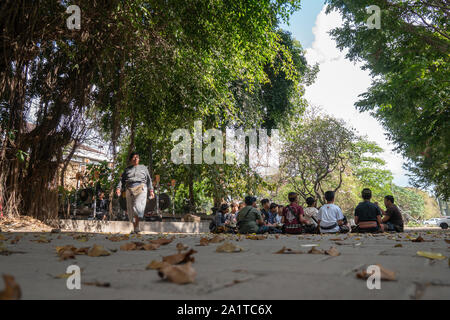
[210,188,404,234]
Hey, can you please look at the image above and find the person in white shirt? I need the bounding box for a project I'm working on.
[317,191,345,234]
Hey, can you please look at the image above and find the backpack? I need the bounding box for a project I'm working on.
[284,205,303,234]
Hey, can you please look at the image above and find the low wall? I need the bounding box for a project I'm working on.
[57,219,210,234]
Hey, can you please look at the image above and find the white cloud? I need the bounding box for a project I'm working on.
[304,7,410,186]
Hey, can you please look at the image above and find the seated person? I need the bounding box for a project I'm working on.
[354,188,383,233]
[211,203,231,233]
[303,197,319,228]
[237,196,269,234]
[225,202,239,226]
[260,199,271,222]
[317,191,347,233]
[267,203,279,226]
[282,192,307,234]
[376,195,404,232]
[93,192,109,221]
[275,205,284,225]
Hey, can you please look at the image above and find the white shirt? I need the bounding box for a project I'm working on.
[317,203,344,233]
[275,214,283,224]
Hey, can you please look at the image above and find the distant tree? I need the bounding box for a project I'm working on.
[281,110,357,204]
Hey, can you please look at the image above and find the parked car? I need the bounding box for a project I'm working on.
[436,217,450,229]
[423,218,440,226]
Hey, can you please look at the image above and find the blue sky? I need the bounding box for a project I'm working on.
[280,1,411,187]
[280,0,326,49]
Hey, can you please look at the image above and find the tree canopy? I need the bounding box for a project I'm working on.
[325,0,449,199]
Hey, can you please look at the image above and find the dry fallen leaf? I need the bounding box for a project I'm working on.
[274,246,303,254]
[31,236,51,243]
[246,235,267,240]
[146,260,171,270]
[356,264,396,281]
[163,249,197,265]
[412,236,425,243]
[158,262,196,284]
[150,237,175,246]
[107,235,129,242]
[308,247,323,254]
[208,235,225,243]
[216,242,243,253]
[325,247,340,257]
[0,275,21,300]
[444,239,450,244]
[55,245,77,261]
[199,237,209,246]
[394,244,403,248]
[176,243,189,251]
[88,244,110,257]
[73,234,89,242]
[142,243,160,251]
[120,242,160,251]
[120,242,137,251]
[416,251,446,260]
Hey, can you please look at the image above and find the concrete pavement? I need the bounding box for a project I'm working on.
[0,229,449,300]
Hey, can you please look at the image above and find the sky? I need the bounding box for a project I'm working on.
[280,1,411,187]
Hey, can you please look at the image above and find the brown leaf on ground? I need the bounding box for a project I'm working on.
[163,249,197,265]
[308,247,323,254]
[146,260,171,270]
[73,234,89,242]
[329,238,342,241]
[356,264,396,281]
[31,236,51,243]
[107,235,129,242]
[209,235,225,243]
[55,245,76,260]
[149,236,175,245]
[274,246,303,254]
[0,275,21,300]
[412,236,425,242]
[142,243,160,250]
[176,243,189,251]
[87,244,110,257]
[444,239,450,244]
[120,242,137,251]
[325,247,340,257]
[246,235,267,240]
[120,242,160,251]
[275,235,280,239]
[76,247,90,255]
[59,249,76,261]
[158,262,196,284]
[394,244,403,248]
[199,237,209,246]
[216,242,243,253]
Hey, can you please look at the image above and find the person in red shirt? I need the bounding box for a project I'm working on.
[282,192,308,234]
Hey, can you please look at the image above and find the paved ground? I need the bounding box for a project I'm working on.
[0,228,449,300]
